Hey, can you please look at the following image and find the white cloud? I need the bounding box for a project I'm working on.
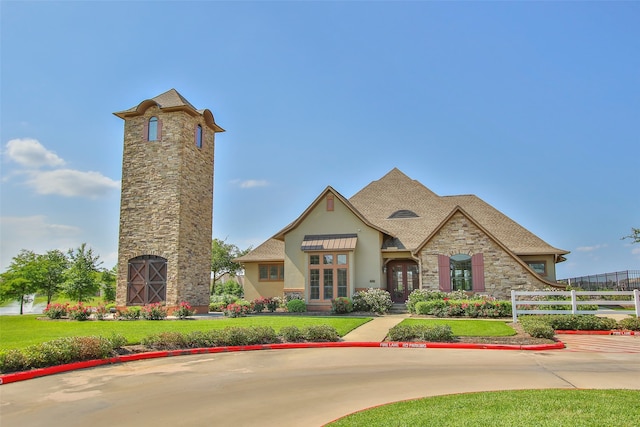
[25,169,120,198]
[576,244,608,252]
[5,138,65,168]
[0,216,82,270]
[231,179,269,189]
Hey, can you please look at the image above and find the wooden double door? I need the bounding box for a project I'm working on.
[127,255,167,305]
[387,260,419,303]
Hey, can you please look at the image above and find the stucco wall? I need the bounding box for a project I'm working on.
[419,212,550,300]
[242,264,285,301]
[284,194,383,306]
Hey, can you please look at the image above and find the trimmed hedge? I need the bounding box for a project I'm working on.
[387,324,455,342]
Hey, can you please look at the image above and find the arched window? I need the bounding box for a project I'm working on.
[450,254,472,291]
[148,117,158,141]
[195,124,202,148]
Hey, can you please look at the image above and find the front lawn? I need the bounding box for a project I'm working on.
[398,318,516,337]
[329,389,640,426]
[0,315,371,350]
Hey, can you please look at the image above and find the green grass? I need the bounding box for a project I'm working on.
[398,318,516,337]
[329,389,640,426]
[0,315,371,350]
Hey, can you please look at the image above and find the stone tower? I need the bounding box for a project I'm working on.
[113,89,224,313]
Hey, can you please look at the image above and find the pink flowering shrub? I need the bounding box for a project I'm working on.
[174,301,196,319]
[43,303,69,319]
[68,303,92,321]
[140,302,168,320]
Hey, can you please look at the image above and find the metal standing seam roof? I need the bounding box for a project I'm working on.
[301,234,358,251]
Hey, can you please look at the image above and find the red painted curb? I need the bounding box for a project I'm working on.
[0,340,564,385]
[555,330,638,336]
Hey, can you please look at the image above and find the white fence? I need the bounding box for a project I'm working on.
[510,289,640,323]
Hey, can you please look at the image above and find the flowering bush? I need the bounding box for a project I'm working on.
[252,297,272,313]
[413,299,512,318]
[68,303,92,321]
[94,305,110,320]
[174,301,196,319]
[331,297,353,314]
[115,306,141,320]
[43,303,69,319]
[353,288,393,314]
[141,302,168,320]
[224,301,251,317]
[267,297,282,312]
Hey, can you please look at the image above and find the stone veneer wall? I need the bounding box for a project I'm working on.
[418,212,549,300]
[116,105,214,309]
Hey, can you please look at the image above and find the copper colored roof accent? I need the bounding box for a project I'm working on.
[301,234,358,251]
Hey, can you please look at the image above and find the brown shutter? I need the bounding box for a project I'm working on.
[143,121,149,141]
[157,119,162,141]
[438,255,451,292]
[471,253,485,291]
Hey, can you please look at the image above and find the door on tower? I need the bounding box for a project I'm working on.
[127,255,167,305]
[387,260,419,303]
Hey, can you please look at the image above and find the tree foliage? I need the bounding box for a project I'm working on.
[622,227,640,244]
[35,249,69,304]
[210,238,251,294]
[99,265,117,303]
[0,250,40,314]
[63,243,102,303]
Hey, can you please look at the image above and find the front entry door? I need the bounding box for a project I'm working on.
[388,261,419,303]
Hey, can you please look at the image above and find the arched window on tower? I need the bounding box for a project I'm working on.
[195,124,203,148]
[147,117,159,141]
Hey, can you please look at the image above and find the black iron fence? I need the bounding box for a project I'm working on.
[558,270,640,291]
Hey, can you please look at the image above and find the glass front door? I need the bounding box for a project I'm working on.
[388,261,419,303]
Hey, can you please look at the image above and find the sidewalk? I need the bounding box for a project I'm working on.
[341,314,408,342]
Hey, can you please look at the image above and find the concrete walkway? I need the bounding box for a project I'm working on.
[341,314,408,342]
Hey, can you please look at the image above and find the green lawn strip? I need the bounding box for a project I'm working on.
[398,318,516,337]
[0,315,371,350]
[329,389,640,426]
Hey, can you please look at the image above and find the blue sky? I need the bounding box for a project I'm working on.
[1,1,638,278]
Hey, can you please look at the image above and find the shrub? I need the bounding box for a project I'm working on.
[414,300,441,315]
[141,302,168,320]
[287,299,307,313]
[351,292,370,312]
[116,306,141,320]
[355,288,393,315]
[174,301,196,319]
[94,305,109,320]
[406,290,444,313]
[210,294,239,312]
[301,325,340,342]
[43,302,69,319]
[618,317,640,331]
[387,324,455,342]
[520,318,556,339]
[141,332,188,350]
[332,297,353,314]
[279,325,303,342]
[224,300,251,317]
[0,334,126,373]
[387,324,416,341]
[252,297,271,313]
[68,303,92,321]
[245,326,278,344]
[539,315,618,331]
[266,297,281,312]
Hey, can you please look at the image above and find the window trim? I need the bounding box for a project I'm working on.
[308,251,349,301]
[527,261,547,276]
[258,263,284,282]
[195,124,203,148]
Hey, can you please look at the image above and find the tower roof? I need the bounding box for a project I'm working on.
[113,88,224,132]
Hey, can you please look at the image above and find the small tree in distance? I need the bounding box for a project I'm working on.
[211,238,251,295]
[63,243,102,303]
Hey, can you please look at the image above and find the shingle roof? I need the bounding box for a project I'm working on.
[237,168,568,262]
[234,238,284,263]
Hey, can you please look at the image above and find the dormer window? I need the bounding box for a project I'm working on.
[388,209,419,219]
[195,124,202,148]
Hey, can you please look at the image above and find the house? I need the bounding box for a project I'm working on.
[236,168,569,311]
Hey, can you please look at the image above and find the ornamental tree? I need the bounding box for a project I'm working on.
[210,238,251,294]
[0,250,40,314]
[63,243,102,303]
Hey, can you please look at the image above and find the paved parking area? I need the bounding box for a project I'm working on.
[559,334,640,353]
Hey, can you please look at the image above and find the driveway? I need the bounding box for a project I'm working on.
[2,346,639,427]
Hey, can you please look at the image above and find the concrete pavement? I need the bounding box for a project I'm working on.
[341,314,408,342]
